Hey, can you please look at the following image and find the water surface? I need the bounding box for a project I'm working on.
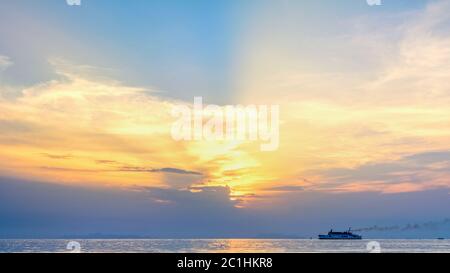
[1,239,449,253]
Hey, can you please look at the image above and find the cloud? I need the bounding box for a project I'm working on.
[0,119,35,133]
[1,1,450,205]
[2,0,450,241]
[313,150,450,193]
[116,166,204,189]
[95,160,120,165]
[404,151,450,165]
[40,153,73,160]
[118,166,202,176]
[0,60,203,188]
[224,0,450,197]
[264,185,304,192]
[2,175,450,239]
[0,60,261,195]
[120,167,202,175]
[143,185,235,207]
[360,0,450,107]
[149,168,203,176]
[0,177,258,238]
[0,55,12,71]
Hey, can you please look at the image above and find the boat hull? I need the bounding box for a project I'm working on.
[318,235,362,240]
[318,229,363,240]
[319,237,362,238]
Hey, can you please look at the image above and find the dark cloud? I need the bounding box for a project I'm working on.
[95,160,120,165]
[0,120,35,133]
[149,168,203,176]
[315,150,450,189]
[143,186,235,207]
[118,166,202,176]
[39,166,101,173]
[116,166,204,189]
[40,153,73,160]
[264,185,304,192]
[404,151,450,164]
[0,177,261,238]
[1,176,450,238]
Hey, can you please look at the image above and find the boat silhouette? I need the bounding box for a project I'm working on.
[318,228,362,240]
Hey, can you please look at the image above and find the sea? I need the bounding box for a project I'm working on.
[0,239,449,253]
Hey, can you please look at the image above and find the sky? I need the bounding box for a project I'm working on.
[0,0,450,238]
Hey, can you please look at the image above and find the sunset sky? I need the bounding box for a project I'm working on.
[1,0,450,238]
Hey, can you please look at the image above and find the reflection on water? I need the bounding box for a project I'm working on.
[0,239,449,253]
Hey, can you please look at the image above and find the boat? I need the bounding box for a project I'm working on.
[318,228,362,240]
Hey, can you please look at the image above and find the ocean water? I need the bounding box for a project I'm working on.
[0,239,449,253]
